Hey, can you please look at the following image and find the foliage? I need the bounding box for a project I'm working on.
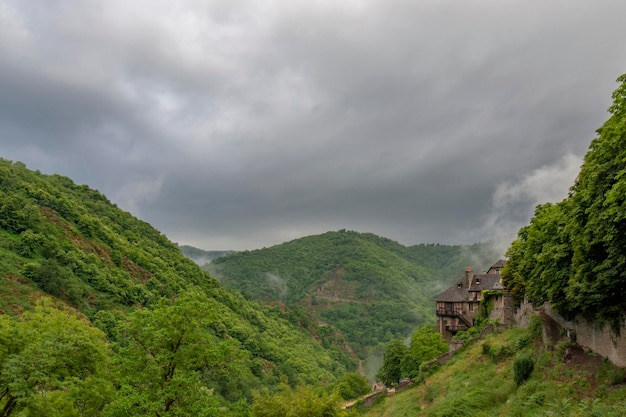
[513,354,535,385]
[361,322,626,417]
[104,289,252,416]
[377,339,409,386]
[376,326,448,385]
[0,158,357,414]
[503,74,626,328]
[251,384,347,417]
[208,230,499,354]
[333,372,370,400]
[178,245,232,266]
[406,326,448,376]
[598,359,626,386]
[0,302,112,417]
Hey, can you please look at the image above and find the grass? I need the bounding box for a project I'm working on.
[359,321,626,416]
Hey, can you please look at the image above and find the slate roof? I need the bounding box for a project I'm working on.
[434,280,468,302]
[490,259,507,269]
[467,274,502,292]
[435,261,507,302]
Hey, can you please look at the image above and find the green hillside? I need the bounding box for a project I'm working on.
[360,318,626,416]
[178,245,232,265]
[0,158,355,416]
[207,231,500,355]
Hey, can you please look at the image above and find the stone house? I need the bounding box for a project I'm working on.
[435,260,514,340]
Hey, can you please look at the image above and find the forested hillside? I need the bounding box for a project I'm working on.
[178,245,232,265]
[207,231,500,355]
[503,74,626,330]
[0,158,357,416]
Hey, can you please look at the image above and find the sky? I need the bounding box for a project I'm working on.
[1,0,625,252]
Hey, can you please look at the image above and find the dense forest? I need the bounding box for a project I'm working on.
[206,231,499,356]
[178,245,232,266]
[0,158,366,416]
[502,74,626,330]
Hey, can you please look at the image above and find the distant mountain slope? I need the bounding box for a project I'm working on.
[178,245,232,266]
[0,158,354,412]
[208,230,500,354]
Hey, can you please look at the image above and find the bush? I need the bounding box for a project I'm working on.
[514,354,535,385]
[482,341,513,362]
[334,372,370,400]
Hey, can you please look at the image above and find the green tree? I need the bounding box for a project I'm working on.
[503,201,572,313]
[333,372,370,400]
[376,338,408,386]
[404,325,448,377]
[503,74,626,329]
[0,301,112,417]
[565,73,626,325]
[104,289,252,417]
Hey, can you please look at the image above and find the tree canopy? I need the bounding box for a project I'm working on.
[208,230,499,355]
[503,74,626,329]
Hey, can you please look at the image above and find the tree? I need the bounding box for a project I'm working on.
[503,201,572,314]
[0,301,112,417]
[565,73,626,325]
[333,372,370,400]
[104,288,252,417]
[405,325,448,376]
[503,74,626,329]
[376,339,408,386]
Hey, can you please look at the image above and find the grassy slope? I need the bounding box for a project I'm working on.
[0,158,354,390]
[208,230,499,354]
[361,319,626,416]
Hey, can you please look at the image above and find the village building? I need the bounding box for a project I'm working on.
[435,260,514,340]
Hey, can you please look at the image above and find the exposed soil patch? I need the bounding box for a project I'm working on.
[540,311,606,391]
[563,344,604,373]
[122,256,153,284]
[302,266,362,313]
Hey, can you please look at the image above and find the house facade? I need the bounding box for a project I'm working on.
[435,260,514,340]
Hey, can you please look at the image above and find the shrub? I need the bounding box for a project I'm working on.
[482,341,513,362]
[514,354,535,385]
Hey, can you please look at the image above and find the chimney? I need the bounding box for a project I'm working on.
[466,267,474,290]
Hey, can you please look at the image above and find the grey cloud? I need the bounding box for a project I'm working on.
[1,0,625,251]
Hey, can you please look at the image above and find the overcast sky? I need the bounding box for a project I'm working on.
[1,0,625,252]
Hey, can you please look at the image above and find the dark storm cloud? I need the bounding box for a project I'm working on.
[1,0,625,250]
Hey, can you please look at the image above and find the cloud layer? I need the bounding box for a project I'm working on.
[1,0,625,251]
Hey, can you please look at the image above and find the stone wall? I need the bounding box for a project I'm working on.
[514,300,537,328]
[542,303,626,367]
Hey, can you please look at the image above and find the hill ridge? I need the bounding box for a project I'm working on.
[205,229,501,357]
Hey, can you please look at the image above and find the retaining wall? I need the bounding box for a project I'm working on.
[542,303,626,367]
